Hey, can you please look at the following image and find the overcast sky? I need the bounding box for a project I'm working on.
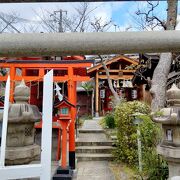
[0,1,178,32]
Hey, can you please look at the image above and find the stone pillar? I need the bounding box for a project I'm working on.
[153,84,180,178]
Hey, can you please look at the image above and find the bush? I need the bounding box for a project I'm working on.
[104,113,116,129]
[114,100,168,179]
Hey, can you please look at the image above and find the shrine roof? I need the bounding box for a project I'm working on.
[54,98,76,108]
[87,55,138,74]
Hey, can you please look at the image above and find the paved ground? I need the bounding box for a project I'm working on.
[74,119,115,180]
[81,119,102,130]
[77,120,108,142]
[74,161,115,180]
[18,120,115,180]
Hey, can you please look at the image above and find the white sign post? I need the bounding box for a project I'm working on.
[0,70,53,180]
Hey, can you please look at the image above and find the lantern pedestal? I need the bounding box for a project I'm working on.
[53,166,73,180]
[53,98,75,180]
[153,84,180,179]
[53,119,73,180]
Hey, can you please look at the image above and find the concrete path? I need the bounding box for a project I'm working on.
[75,161,115,180]
[74,120,115,180]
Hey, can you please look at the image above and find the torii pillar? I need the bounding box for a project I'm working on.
[68,67,77,169]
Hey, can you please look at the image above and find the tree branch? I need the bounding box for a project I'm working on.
[98,55,120,104]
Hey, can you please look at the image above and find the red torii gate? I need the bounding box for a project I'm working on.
[0,59,93,169]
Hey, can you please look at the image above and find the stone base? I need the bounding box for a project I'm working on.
[157,145,180,178]
[5,144,40,165]
[157,145,180,160]
[94,112,99,118]
[168,162,180,179]
[53,166,73,180]
[35,128,60,161]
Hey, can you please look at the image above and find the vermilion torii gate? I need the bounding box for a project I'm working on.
[0,59,92,170]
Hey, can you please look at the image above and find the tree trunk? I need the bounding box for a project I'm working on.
[150,53,172,111]
[91,88,94,117]
[150,0,177,112]
[101,60,120,104]
[166,0,178,31]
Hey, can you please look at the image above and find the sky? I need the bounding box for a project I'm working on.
[0,1,179,32]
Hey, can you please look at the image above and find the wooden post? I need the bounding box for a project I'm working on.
[95,70,99,117]
[22,68,26,76]
[9,66,15,102]
[59,121,68,168]
[68,67,76,169]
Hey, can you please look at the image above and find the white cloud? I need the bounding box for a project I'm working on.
[0,2,125,32]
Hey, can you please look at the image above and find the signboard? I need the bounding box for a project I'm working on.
[100,89,105,99]
[166,129,173,142]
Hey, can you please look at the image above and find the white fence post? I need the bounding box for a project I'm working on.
[41,69,53,179]
[0,70,53,180]
[0,76,10,167]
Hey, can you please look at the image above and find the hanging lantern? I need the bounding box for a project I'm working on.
[131,89,138,99]
[113,80,117,88]
[122,80,126,88]
[117,80,120,88]
[128,80,133,88]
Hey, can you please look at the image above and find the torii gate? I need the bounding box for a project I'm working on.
[0,59,92,170]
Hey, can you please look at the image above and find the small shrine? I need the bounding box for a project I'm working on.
[54,98,75,120]
[153,84,180,178]
[87,55,138,117]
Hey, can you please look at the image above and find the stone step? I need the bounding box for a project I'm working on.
[76,146,115,154]
[76,153,114,161]
[76,141,113,146]
[111,135,118,141]
[78,129,104,133]
[53,174,72,180]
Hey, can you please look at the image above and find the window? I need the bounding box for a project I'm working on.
[61,107,69,115]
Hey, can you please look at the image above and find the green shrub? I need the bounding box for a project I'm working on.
[143,150,168,180]
[114,100,168,179]
[104,113,116,129]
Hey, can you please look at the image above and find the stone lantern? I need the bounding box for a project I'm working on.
[153,84,180,178]
[0,80,41,165]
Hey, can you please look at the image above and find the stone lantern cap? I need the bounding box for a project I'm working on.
[14,80,30,102]
[0,80,41,123]
[167,84,180,106]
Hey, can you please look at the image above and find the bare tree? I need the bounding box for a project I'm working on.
[35,3,102,33]
[133,1,166,31]
[150,0,178,111]
[133,0,178,111]
[0,12,20,33]
[91,17,112,32]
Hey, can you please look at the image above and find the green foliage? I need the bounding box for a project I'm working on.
[143,150,168,180]
[104,113,116,129]
[114,101,151,165]
[81,82,93,96]
[114,100,168,179]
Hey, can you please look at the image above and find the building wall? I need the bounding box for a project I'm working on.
[139,84,152,105]
[77,91,92,117]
